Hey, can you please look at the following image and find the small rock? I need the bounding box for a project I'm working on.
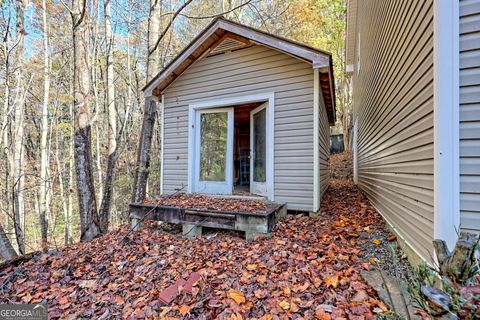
[420,285,451,316]
[361,270,416,320]
[437,312,459,320]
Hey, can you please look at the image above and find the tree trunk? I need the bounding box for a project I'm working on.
[38,0,50,247]
[54,116,70,246]
[132,98,157,204]
[131,0,161,204]
[0,224,17,261]
[66,80,75,245]
[90,6,103,204]
[1,33,12,249]
[72,0,101,242]
[0,41,9,144]
[12,0,27,255]
[99,0,118,232]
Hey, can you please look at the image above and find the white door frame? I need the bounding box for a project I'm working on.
[188,93,275,200]
[193,107,234,194]
[250,103,268,196]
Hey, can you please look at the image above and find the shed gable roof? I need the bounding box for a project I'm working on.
[144,17,336,124]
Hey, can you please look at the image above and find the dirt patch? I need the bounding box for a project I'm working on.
[359,228,416,286]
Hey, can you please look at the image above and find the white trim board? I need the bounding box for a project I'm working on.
[250,103,269,197]
[186,92,275,201]
[160,94,165,194]
[433,0,460,251]
[313,68,320,212]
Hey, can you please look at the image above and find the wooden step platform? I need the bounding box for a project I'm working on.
[129,200,287,240]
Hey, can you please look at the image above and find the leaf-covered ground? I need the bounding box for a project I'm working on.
[0,179,399,319]
[330,152,353,180]
[144,193,271,214]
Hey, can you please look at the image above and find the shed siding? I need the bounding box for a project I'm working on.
[163,45,317,211]
[319,91,330,197]
[352,0,434,260]
[460,0,480,232]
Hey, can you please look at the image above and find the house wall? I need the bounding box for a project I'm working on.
[162,45,326,211]
[319,90,330,197]
[352,0,435,261]
[459,0,480,232]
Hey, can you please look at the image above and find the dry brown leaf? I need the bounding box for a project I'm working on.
[387,235,397,241]
[178,304,190,316]
[323,274,339,288]
[57,296,69,305]
[158,307,171,318]
[254,289,267,299]
[228,289,246,305]
[290,301,299,313]
[278,300,290,310]
[246,264,257,271]
[78,279,96,288]
[315,308,332,320]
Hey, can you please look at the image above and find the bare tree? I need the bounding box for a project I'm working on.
[66,73,75,244]
[132,0,194,204]
[38,0,51,246]
[98,0,118,232]
[70,0,101,241]
[0,4,15,255]
[12,0,27,255]
[131,0,161,204]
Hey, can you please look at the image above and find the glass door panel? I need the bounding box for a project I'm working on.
[194,108,233,194]
[250,103,268,196]
[253,108,266,182]
[200,112,228,181]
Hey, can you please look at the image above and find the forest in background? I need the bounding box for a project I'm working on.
[0,0,350,259]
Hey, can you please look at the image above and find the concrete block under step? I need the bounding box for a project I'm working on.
[182,224,203,238]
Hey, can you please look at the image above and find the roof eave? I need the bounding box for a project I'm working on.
[345,0,357,67]
[143,18,332,97]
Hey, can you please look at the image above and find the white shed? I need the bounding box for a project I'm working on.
[143,18,336,213]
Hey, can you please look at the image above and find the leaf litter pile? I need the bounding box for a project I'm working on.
[0,179,403,319]
[144,193,269,214]
[330,151,353,180]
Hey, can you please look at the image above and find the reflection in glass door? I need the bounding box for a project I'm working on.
[194,108,233,194]
[250,103,268,196]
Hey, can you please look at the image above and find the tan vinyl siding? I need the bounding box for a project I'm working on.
[319,91,330,197]
[460,0,480,232]
[346,0,358,65]
[352,0,434,261]
[163,45,316,211]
